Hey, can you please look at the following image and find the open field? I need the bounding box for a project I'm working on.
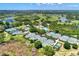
[0,40,32,56]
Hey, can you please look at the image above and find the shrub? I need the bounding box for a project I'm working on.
[29,27,37,33]
[29,26,46,34]
[2,53,10,56]
[37,29,46,34]
[72,44,78,49]
[0,33,5,43]
[55,30,59,33]
[44,46,55,56]
[30,39,36,43]
[34,41,42,49]
[64,42,71,49]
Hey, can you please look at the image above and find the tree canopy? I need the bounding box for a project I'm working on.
[44,46,55,56]
[72,44,78,49]
[34,41,42,49]
[64,42,71,49]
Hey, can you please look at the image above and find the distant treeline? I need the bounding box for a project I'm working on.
[0,10,79,14]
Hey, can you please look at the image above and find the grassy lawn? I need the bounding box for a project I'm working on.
[4,32,11,42]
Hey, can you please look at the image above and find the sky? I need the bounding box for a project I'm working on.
[0,3,79,10]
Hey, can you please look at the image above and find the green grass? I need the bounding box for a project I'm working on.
[4,32,11,42]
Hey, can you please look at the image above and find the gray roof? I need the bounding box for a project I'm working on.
[25,26,78,45]
[25,32,55,46]
[59,17,68,22]
[46,32,61,38]
[59,35,69,41]
[5,28,22,35]
[68,37,77,44]
[5,28,16,32]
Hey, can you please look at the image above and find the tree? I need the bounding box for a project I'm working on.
[55,30,59,33]
[32,15,40,20]
[72,44,78,49]
[0,33,5,43]
[64,42,71,49]
[37,29,46,34]
[44,46,55,56]
[30,39,35,43]
[12,21,22,27]
[29,27,37,33]
[29,26,46,34]
[5,22,10,28]
[0,21,4,25]
[66,14,75,20]
[34,41,42,49]
[75,15,79,20]
[32,20,39,25]
[77,35,79,39]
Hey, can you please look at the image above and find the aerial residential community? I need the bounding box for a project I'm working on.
[0,3,79,56]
